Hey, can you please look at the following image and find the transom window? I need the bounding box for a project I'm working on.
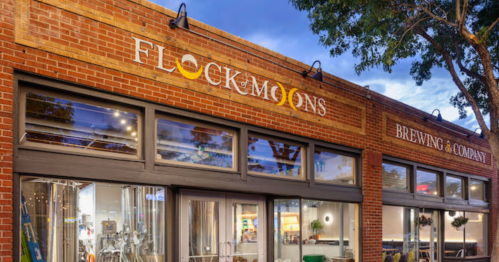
[22,88,140,156]
[382,162,409,191]
[314,148,356,185]
[247,135,304,178]
[156,116,236,170]
[470,180,486,201]
[417,169,440,196]
[445,175,463,199]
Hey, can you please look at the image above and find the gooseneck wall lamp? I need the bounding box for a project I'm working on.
[169,3,189,30]
[424,109,443,122]
[467,128,485,139]
[301,60,323,82]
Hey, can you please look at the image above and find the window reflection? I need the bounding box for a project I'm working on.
[445,176,463,199]
[248,136,303,178]
[315,150,355,185]
[417,170,439,196]
[25,92,138,155]
[156,118,235,169]
[382,163,409,191]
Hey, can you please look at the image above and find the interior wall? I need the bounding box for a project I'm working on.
[382,206,404,241]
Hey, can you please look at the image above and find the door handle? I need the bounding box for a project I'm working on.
[220,242,225,258]
[227,241,233,257]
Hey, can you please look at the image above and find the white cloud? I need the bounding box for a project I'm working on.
[245,33,284,52]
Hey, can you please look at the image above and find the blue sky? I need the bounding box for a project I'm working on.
[151,0,482,131]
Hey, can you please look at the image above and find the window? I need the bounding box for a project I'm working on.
[465,212,488,256]
[274,199,300,262]
[156,116,236,170]
[302,200,358,260]
[445,176,463,199]
[444,211,488,257]
[315,149,356,185]
[382,162,409,191]
[470,180,486,201]
[417,170,439,196]
[274,199,359,262]
[22,89,140,156]
[382,206,418,259]
[247,135,304,178]
[20,176,165,262]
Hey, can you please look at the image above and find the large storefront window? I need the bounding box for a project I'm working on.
[21,177,165,262]
[156,116,236,169]
[382,206,418,261]
[23,90,140,155]
[444,211,488,257]
[465,212,488,256]
[248,136,304,178]
[274,199,358,262]
[302,200,357,260]
[382,162,409,191]
[315,149,356,185]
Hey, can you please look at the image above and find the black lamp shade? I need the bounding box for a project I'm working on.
[311,70,323,82]
[170,14,189,30]
[479,132,485,139]
[301,60,323,82]
[435,113,443,122]
[169,3,189,30]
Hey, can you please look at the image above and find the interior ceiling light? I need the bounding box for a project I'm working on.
[301,60,323,82]
[424,109,443,122]
[169,3,189,30]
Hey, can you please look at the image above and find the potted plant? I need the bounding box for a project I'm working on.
[310,219,324,240]
[418,215,433,229]
[451,216,469,231]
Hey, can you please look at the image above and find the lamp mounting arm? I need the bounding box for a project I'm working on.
[175,3,187,19]
[302,60,322,78]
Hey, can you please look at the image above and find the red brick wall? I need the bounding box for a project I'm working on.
[1,1,497,262]
[0,0,15,261]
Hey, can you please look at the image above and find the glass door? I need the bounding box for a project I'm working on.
[419,209,440,262]
[227,195,266,262]
[180,191,226,262]
[180,190,266,262]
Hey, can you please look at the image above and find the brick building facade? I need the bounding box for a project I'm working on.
[0,0,496,262]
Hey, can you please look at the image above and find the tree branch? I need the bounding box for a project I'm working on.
[392,17,431,50]
[458,0,468,34]
[429,2,449,20]
[483,16,499,37]
[414,26,489,134]
[452,34,487,85]
[415,4,458,27]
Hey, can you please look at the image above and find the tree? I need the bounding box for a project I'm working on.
[289,0,499,260]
